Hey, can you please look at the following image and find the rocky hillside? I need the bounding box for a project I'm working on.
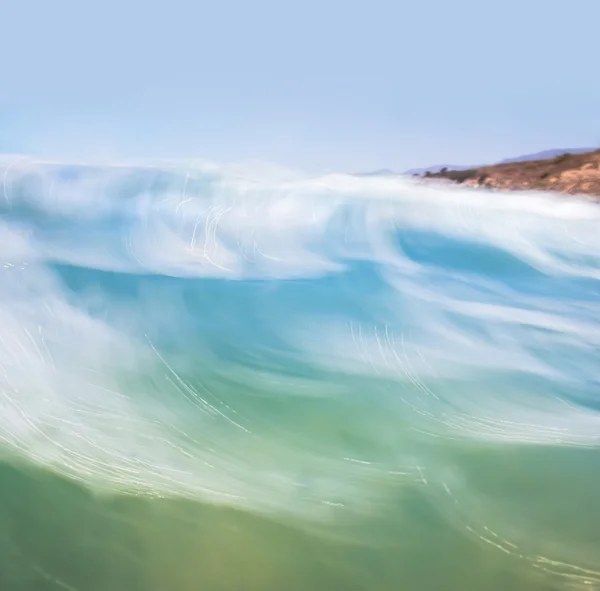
[403,147,597,176]
[416,149,600,198]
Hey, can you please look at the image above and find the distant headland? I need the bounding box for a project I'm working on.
[357,147,600,198]
[414,148,600,198]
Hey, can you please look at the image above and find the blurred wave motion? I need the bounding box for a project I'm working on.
[1,157,599,591]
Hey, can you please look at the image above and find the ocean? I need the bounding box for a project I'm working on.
[0,157,599,591]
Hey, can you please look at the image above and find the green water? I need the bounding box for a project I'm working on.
[2,442,599,591]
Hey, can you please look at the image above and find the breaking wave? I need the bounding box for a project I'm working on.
[1,156,600,590]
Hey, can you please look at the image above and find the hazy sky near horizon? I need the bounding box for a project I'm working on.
[1,0,599,172]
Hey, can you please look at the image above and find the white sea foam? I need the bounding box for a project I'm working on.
[0,157,599,579]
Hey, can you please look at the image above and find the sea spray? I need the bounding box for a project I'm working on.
[0,157,599,590]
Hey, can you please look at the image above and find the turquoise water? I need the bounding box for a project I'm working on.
[1,158,600,590]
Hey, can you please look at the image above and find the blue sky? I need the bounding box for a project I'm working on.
[1,0,599,172]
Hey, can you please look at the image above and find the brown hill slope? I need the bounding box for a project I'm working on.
[417,149,600,198]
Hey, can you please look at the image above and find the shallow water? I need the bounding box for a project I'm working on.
[1,157,599,590]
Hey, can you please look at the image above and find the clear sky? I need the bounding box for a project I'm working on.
[1,0,599,172]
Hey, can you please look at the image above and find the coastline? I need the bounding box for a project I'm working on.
[414,149,600,199]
